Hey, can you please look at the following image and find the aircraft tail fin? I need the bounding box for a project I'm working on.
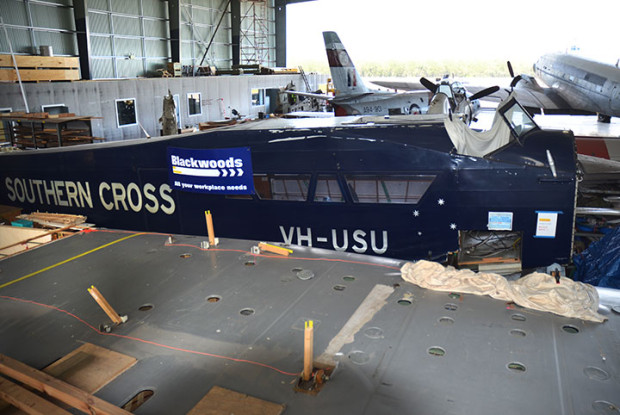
[323,31,369,95]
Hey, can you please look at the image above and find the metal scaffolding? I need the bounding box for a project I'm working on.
[239,0,274,66]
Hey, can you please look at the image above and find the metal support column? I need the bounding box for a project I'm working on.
[231,0,241,67]
[168,0,181,63]
[73,0,92,80]
[274,0,286,67]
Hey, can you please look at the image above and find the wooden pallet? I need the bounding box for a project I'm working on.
[0,55,80,82]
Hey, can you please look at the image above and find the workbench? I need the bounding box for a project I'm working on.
[0,115,101,148]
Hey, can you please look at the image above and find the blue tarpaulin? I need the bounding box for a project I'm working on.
[573,227,620,288]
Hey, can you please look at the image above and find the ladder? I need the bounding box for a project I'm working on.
[298,66,312,92]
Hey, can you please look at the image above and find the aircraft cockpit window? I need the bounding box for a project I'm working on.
[314,175,345,203]
[344,175,436,204]
[438,84,453,98]
[501,101,538,139]
[452,83,465,96]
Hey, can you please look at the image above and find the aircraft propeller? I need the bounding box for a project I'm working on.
[421,75,499,102]
[507,61,523,89]
[420,77,438,93]
[469,86,500,101]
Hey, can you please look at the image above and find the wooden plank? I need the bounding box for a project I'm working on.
[258,242,292,256]
[18,213,86,228]
[0,225,53,257]
[186,386,285,415]
[303,320,314,381]
[43,343,137,394]
[0,225,73,254]
[0,344,136,415]
[88,287,123,325]
[0,377,71,415]
[47,113,76,119]
[0,69,80,82]
[0,354,132,415]
[0,55,79,69]
[0,70,15,81]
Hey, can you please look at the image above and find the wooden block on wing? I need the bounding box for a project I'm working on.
[43,343,137,394]
[0,377,71,415]
[0,344,135,414]
[0,353,132,415]
[0,225,53,257]
[186,386,285,415]
[258,242,292,256]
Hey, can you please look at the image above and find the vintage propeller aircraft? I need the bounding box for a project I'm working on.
[376,54,620,124]
[287,32,497,123]
[287,31,429,117]
[506,56,620,123]
[418,76,499,125]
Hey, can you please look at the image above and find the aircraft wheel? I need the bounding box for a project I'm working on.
[409,104,421,115]
[597,113,611,123]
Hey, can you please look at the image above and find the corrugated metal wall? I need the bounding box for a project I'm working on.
[0,0,278,78]
[181,0,231,69]
[88,0,170,78]
[0,0,76,56]
[0,73,325,140]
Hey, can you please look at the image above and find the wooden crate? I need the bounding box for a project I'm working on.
[0,55,80,82]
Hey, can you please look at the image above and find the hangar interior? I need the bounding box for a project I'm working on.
[1,2,619,415]
[0,0,323,140]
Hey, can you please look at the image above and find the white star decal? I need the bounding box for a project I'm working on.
[438,198,445,206]
[413,210,420,217]
[417,231,422,236]
[450,223,457,230]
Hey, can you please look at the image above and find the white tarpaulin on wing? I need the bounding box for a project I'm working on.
[401,260,606,323]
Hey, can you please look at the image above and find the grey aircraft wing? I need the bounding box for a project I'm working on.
[285,90,332,101]
[376,78,584,115]
[370,79,425,91]
[466,86,576,114]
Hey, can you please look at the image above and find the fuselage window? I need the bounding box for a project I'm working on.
[254,174,311,201]
[314,175,345,203]
[344,175,435,204]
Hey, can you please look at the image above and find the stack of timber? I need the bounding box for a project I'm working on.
[0,112,102,148]
[17,212,87,228]
[218,64,282,75]
[0,211,89,257]
[0,55,80,82]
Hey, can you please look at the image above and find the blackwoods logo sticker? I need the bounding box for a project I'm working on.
[168,147,254,194]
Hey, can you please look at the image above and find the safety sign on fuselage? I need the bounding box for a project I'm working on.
[168,147,254,194]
